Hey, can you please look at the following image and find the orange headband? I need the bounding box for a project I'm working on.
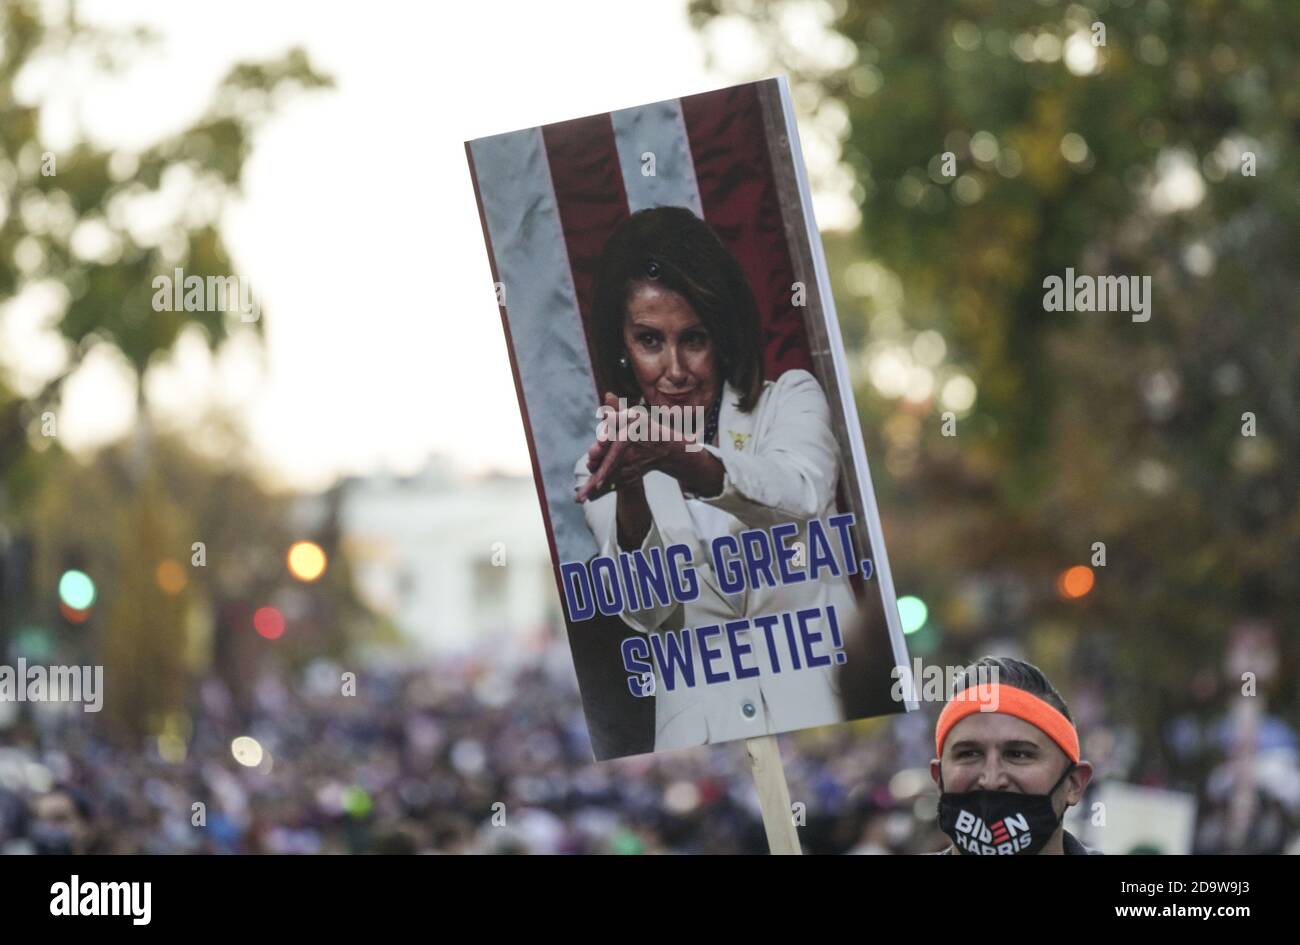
[935,683,1080,763]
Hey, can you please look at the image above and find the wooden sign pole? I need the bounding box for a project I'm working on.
[745,734,802,855]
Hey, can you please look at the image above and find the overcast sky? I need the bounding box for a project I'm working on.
[11,0,852,491]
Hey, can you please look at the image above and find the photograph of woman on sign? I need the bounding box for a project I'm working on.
[573,206,861,751]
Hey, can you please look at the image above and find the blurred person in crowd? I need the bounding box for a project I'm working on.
[0,785,29,853]
[0,647,1173,856]
[929,657,1098,855]
[30,784,100,855]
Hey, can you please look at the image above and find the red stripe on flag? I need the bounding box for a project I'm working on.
[680,83,813,381]
[542,114,629,397]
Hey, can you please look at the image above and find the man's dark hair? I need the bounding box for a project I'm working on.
[954,656,1072,722]
[589,205,765,413]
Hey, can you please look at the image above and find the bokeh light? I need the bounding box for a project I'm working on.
[898,595,929,634]
[158,732,187,764]
[58,602,91,625]
[1057,565,1095,599]
[58,569,96,610]
[253,606,286,640]
[231,736,264,767]
[287,540,327,582]
[343,785,372,818]
[155,559,187,595]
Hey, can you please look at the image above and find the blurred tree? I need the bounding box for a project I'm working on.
[23,433,383,741]
[0,0,332,484]
[689,0,1299,783]
[0,1,351,741]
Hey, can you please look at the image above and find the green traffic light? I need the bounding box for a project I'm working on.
[58,570,96,610]
[898,595,928,635]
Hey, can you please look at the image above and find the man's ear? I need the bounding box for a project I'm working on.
[930,757,942,787]
[1064,761,1094,805]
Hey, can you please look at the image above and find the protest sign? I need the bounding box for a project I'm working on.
[466,77,915,768]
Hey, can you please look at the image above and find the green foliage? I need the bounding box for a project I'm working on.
[691,0,1300,780]
[1,0,332,475]
[0,3,349,743]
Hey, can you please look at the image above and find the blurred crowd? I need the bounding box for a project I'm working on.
[0,637,1296,854]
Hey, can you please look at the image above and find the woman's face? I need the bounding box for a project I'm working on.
[621,281,720,412]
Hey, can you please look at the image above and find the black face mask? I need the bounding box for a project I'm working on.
[937,762,1076,855]
[30,823,76,856]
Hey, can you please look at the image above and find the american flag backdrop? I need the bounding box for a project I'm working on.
[466,77,912,759]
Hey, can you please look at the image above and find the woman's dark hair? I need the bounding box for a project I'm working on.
[954,656,1073,722]
[589,205,765,412]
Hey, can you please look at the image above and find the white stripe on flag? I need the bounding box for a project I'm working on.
[470,128,600,565]
[611,98,704,216]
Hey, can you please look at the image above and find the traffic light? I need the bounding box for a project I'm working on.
[58,569,96,610]
[897,595,929,634]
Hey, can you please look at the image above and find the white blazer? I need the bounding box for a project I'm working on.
[574,368,859,751]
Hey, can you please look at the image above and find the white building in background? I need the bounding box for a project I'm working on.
[335,457,560,654]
